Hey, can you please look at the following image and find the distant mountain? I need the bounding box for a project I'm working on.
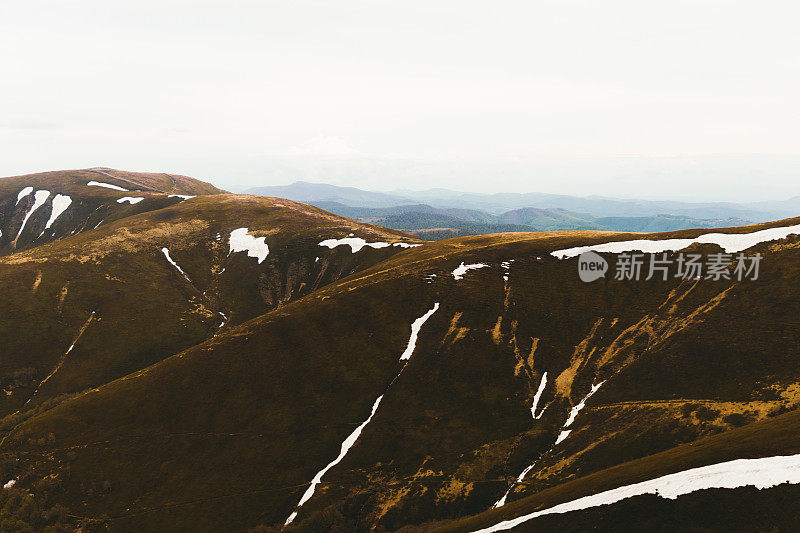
[595,214,752,233]
[498,207,601,230]
[245,181,412,208]
[395,188,792,220]
[311,200,760,240]
[312,201,530,239]
[247,182,799,236]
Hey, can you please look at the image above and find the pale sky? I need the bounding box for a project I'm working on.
[2,1,800,201]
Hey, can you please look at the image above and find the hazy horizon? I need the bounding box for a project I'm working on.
[3,1,800,203]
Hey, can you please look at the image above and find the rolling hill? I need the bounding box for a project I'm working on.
[0,170,799,531]
[247,184,762,238]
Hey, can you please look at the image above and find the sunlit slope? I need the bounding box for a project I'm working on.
[2,218,799,531]
[0,193,421,422]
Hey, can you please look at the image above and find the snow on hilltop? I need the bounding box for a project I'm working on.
[552,222,800,259]
[318,235,420,253]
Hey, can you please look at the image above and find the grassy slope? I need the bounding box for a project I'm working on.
[0,190,421,422]
[2,217,800,531]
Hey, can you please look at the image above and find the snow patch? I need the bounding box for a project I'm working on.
[16,190,50,238]
[16,187,33,205]
[551,223,800,259]
[3,479,15,489]
[399,303,440,361]
[117,196,144,204]
[285,395,384,525]
[318,237,419,253]
[229,228,269,263]
[319,237,390,252]
[87,180,128,191]
[476,452,800,532]
[42,194,72,232]
[452,262,489,280]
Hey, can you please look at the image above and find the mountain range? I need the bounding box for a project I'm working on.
[1,169,800,531]
[245,182,794,238]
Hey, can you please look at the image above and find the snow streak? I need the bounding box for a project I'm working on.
[530,372,548,419]
[494,379,602,508]
[284,396,384,526]
[161,247,192,283]
[16,190,51,239]
[284,302,440,526]
[399,303,440,361]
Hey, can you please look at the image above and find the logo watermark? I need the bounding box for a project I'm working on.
[577,251,762,282]
[578,251,608,282]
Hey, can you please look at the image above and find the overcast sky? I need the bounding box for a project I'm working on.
[2,1,800,201]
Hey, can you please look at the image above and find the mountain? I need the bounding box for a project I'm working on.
[393,188,792,220]
[246,181,800,220]
[245,182,800,237]
[1,174,800,531]
[498,207,601,230]
[311,201,758,240]
[1,168,226,254]
[245,181,412,208]
[312,201,534,240]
